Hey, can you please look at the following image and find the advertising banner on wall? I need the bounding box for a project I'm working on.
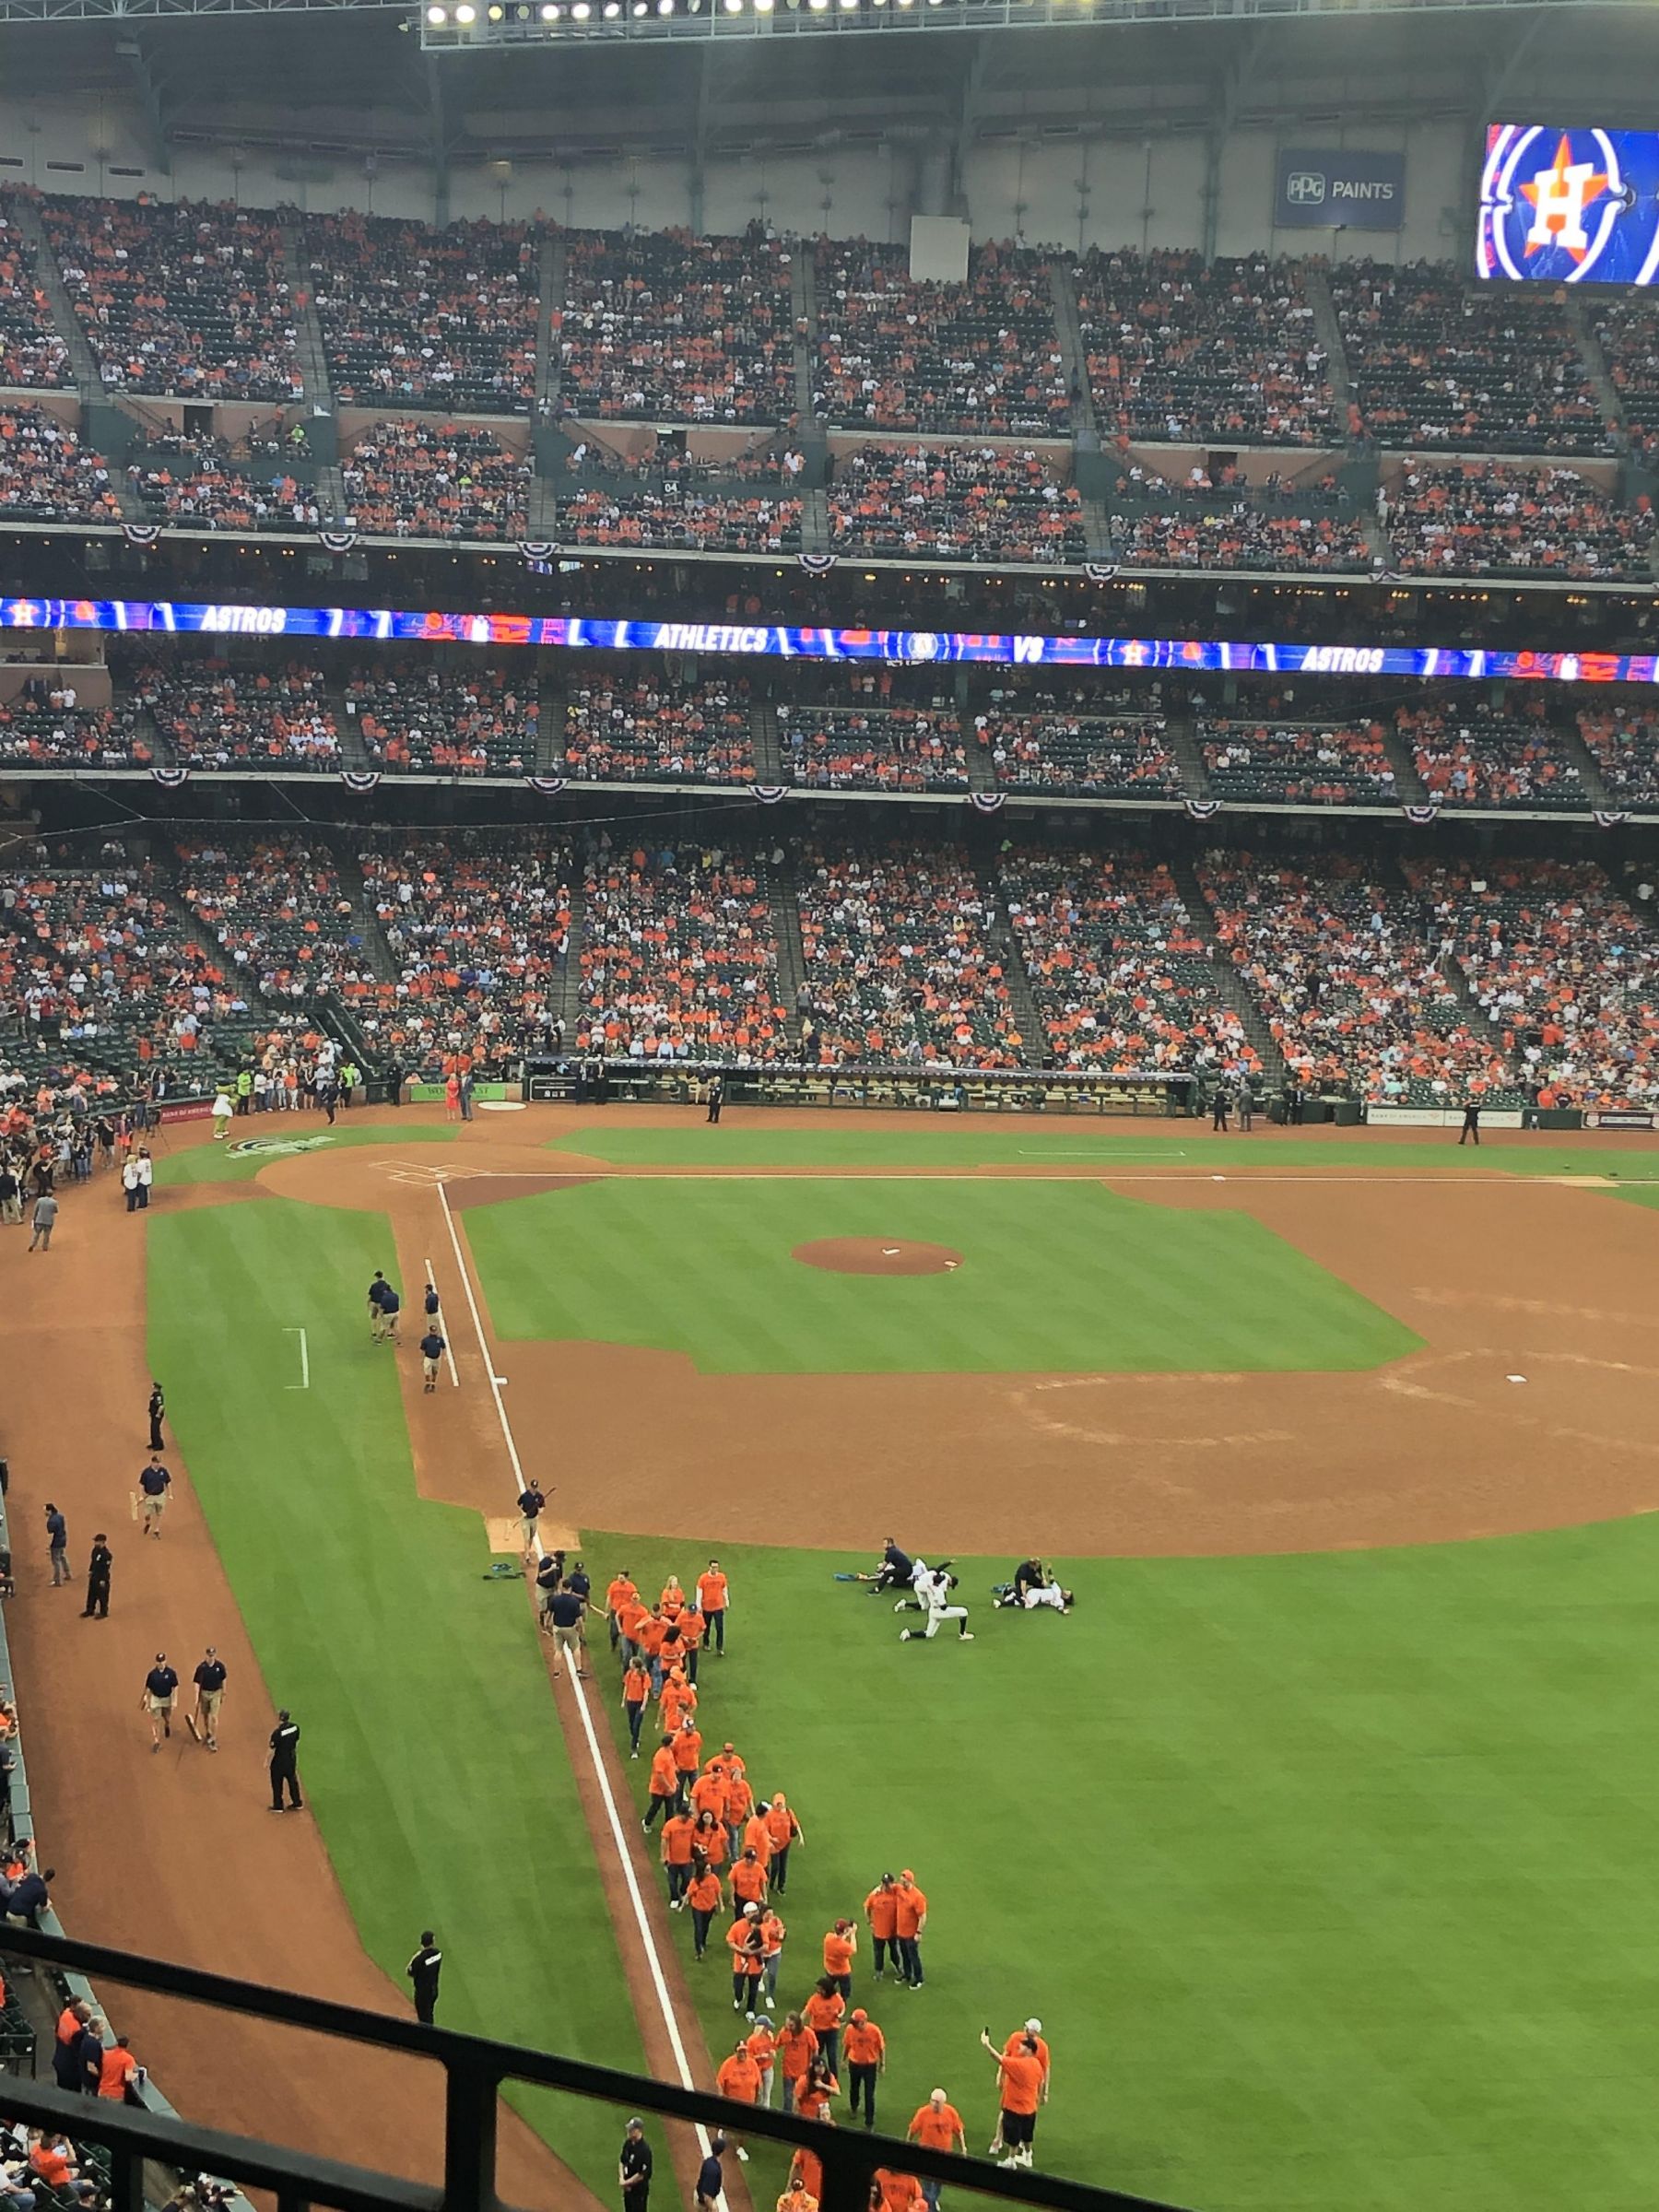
[1275,147,1405,229]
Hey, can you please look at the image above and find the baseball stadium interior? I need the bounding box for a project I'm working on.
[0,0,1657,2207]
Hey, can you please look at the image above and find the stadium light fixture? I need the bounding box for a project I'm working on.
[427,6,446,20]
[453,5,475,21]
[487,5,502,18]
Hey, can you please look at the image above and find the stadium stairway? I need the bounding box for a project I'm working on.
[764,850,808,1049]
[1556,713,1614,807]
[1373,717,1431,805]
[6,192,105,405]
[537,676,567,775]
[335,841,405,994]
[789,250,818,422]
[1304,265,1353,441]
[1167,853,1289,1088]
[1564,295,1627,446]
[528,469,559,542]
[331,675,376,771]
[556,869,588,1039]
[799,486,831,559]
[751,695,783,783]
[536,233,565,418]
[1164,707,1214,802]
[280,222,336,418]
[1047,262,1092,437]
[986,876,1049,1066]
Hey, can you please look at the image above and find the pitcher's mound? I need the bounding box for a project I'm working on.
[794,1238,963,1277]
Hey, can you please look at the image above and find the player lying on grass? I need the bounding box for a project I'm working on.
[993,1564,1075,1613]
[840,1538,915,1594]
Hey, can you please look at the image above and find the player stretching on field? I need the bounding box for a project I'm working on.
[899,1568,972,1644]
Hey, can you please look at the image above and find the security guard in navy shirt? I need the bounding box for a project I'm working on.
[269,1711,303,1810]
[406,1932,442,2024]
[618,2118,653,2212]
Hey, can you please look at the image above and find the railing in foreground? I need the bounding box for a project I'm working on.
[0,1927,1191,2212]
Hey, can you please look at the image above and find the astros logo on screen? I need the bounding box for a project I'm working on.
[1478,125,1657,286]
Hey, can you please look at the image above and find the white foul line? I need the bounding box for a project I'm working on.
[421,1256,462,1388]
[434,1184,718,2172]
[284,1326,310,1391]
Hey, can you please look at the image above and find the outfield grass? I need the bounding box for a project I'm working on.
[147,1195,642,2186]
[589,1526,1659,2212]
[465,1177,1419,1375]
[154,1120,453,1185]
[547,1122,1659,1177]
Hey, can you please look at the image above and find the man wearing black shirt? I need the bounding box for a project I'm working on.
[694,2135,726,2212]
[406,1932,442,2024]
[535,1551,562,1635]
[618,2119,653,2212]
[82,1535,112,1620]
[192,1649,228,1751]
[548,1586,591,1680]
[147,1383,166,1453]
[141,1654,178,1751]
[269,1711,302,1809]
[516,1483,546,1563]
[137,1460,171,1538]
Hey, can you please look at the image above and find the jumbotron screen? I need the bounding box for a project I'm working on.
[1478,124,1659,285]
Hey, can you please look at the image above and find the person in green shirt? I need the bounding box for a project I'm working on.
[234,1067,253,1116]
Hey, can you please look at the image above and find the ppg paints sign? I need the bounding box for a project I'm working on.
[1275,148,1405,230]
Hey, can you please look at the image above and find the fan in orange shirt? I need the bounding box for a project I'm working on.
[842,2007,886,2131]
[979,2030,1043,2170]
[764,1794,805,1894]
[697,1559,730,1655]
[714,2036,760,2161]
[777,2012,818,2116]
[865,1874,900,1983]
[803,1978,846,2077]
[874,2171,924,2212]
[988,2018,1051,2156]
[822,1918,857,2000]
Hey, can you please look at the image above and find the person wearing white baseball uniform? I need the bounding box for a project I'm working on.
[899,1568,972,1643]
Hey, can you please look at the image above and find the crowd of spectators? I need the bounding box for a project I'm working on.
[1199,849,1519,1103]
[777,665,964,792]
[1000,845,1259,1076]
[41,195,300,402]
[559,485,801,553]
[1595,299,1659,460]
[175,836,380,1006]
[126,431,318,534]
[1402,856,1659,1110]
[1397,694,1588,809]
[814,241,1068,436]
[303,212,536,412]
[132,656,341,769]
[794,843,1026,1065]
[565,664,754,782]
[361,834,571,1072]
[0,677,149,770]
[1197,712,1400,806]
[975,677,1180,798]
[1112,500,1370,572]
[0,856,257,1087]
[575,838,789,1061]
[341,420,530,540]
[0,209,69,389]
[1077,250,1334,445]
[1575,701,1659,808]
[0,405,120,524]
[828,443,1086,563]
[1382,461,1655,578]
[564,432,797,487]
[1330,262,1610,453]
[345,662,535,776]
[558,227,794,423]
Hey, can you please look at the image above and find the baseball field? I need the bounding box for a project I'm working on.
[12,1102,1659,2212]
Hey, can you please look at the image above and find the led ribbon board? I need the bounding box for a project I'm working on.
[1,597,1655,685]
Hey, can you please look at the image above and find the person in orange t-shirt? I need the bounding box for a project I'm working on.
[605,1571,638,1651]
[616,1594,650,1661]
[692,1809,729,1870]
[98,2034,141,2100]
[803,1978,845,2077]
[843,2007,886,2131]
[745,2017,777,2108]
[714,2037,760,2160]
[777,2180,817,2212]
[795,2056,838,2124]
[788,2147,822,2205]
[660,1809,698,1907]
[691,1766,729,1824]
[742,1809,773,1866]
[980,2030,1043,2169]
[822,1918,857,2000]
[621,1658,651,1758]
[672,1721,703,1808]
[643,1737,677,1830]
[687,1864,724,1959]
[726,1912,766,2018]
[731,1845,769,1916]
[660,1669,697,1738]
[697,1559,730,1655]
[764,1794,805,1893]
[677,1604,705,1684]
[894,1870,927,1988]
[777,2011,818,2115]
[865,1873,900,1981]
[907,2085,967,2207]
[989,2019,1052,2154]
[875,2171,924,2212]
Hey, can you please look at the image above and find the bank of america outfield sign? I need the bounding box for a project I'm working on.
[1275,148,1405,231]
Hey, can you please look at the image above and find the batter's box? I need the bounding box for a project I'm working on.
[369,1161,493,1186]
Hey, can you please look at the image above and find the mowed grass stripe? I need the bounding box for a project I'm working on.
[147,1197,643,2189]
[465,1177,1417,1374]
[549,1122,1659,1178]
[154,1119,455,1184]
[585,1525,1659,2210]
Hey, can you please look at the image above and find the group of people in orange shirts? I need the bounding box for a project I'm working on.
[605,1561,1053,2200]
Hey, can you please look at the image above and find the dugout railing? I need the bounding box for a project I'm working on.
[0,1926,1188,2212]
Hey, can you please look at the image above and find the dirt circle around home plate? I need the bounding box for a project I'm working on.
[792,1236,964,1276]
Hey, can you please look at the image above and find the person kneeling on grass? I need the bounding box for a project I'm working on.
[899,1570,972,1644]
